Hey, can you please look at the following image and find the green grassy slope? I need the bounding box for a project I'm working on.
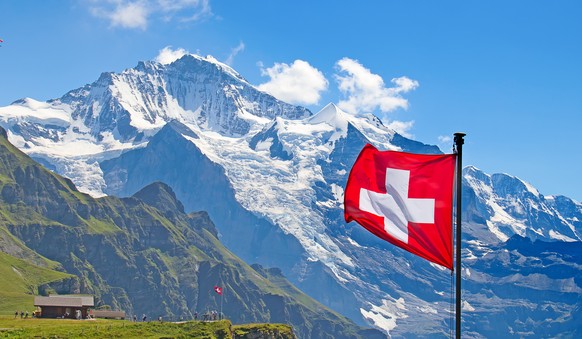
[0,252,73,314]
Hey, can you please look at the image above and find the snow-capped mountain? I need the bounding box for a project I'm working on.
[463,166,581,243]
[0,55,309,196]
[0,54,580,337]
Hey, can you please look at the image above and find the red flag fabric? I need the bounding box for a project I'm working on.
[344,144,456,269]
[214,286,223,295]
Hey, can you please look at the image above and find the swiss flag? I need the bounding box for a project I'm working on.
[214,286,223,295]
[344,144,456,269]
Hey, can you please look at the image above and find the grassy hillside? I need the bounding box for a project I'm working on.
[0,317,295,338]
[0,252,73,315]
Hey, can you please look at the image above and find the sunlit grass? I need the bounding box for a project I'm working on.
[0,317,232,338]
[0,316,295,338]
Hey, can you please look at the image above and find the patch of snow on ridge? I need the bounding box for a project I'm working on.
[521,178,541,197]
[346,237,361,248]
[489,198,528,237]
[463,300,475,312]
[254,138,273,152]
[430,262,448,271]
[0,98,71,127]
[350,113,399,150]
[417,305,438,315]
[110,70,188,132]
[189,54,249,84]
[330,183,344,205]
[549,230,577,242]
[360,298,408,335]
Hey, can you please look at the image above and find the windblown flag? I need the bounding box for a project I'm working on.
[344,144,456,269]
[214,286,223,295]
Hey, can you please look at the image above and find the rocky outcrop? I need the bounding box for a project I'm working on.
[38,276,80,295]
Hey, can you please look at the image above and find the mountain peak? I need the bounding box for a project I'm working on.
[491,172,541,198]
[161,120,199,139]
[132,182,185,214]
[308,103,349,131]
[170,53,248,84]
[463,165,491,183]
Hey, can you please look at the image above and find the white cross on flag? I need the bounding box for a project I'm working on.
[344,144,456,269]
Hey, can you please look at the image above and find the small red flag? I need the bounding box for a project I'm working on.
[344,144,456,269]
[214,286,223,295]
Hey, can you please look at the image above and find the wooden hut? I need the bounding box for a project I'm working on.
[34,295,94,319]
[91,310,126,320]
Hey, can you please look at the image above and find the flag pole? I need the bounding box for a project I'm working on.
[454,132,465,339]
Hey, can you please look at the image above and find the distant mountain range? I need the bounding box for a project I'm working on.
[0,54,580,337]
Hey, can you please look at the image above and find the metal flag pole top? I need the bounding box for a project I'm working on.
[454,132,465,339]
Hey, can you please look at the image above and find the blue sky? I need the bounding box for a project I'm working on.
[1,1,581,201]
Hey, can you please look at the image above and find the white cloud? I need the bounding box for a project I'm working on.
[386,120,415,138]
[437,135,453,152]
[225,42,245,66]
[334,57,419,115]
[158,0,203,12]
[155,46,189,64]
[89,1,149,30]
[112,2,149,30]
[257,60,329,106]
[438,135,452,144]
[392,76,420,93]
[172,0,212,22]
[87,0,212,30]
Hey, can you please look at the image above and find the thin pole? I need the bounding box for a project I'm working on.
[454,132,465,339]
